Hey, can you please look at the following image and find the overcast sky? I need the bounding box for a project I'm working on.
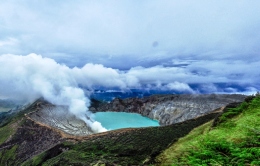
[1,0,260,94]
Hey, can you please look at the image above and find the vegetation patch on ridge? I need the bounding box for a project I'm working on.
[156,95,260,165]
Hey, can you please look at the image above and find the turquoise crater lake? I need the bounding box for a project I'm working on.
[93,112,160,130]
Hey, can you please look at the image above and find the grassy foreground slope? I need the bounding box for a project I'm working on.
[22,112,219,165]
[156,95,260,165]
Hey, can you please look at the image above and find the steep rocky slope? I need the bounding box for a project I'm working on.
[27,100,93,136]
[0,100,65,165]
[91,94,246,125]
[0,118,64,164]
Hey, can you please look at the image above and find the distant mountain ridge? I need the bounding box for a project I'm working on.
[91,94,246,125]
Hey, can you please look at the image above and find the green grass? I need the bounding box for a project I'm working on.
[156,95,260,166]
[0,122,18,144]
[21,152,47,166]
[0,145,18,166]
[0,115,25,145]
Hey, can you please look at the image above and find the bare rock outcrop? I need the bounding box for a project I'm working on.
[27,100,93,136]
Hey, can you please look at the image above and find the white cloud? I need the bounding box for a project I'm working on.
[0,38,18,47]
[1,54,259,96]
[165,82,195,93]
[72,64,127,89]
[0,1,260,68]
[0,0,260,95]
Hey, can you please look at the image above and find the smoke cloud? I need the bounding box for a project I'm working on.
[0,54,107,133]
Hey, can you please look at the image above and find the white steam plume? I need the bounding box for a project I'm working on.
[0,53,107,133]
[0,53,198,133]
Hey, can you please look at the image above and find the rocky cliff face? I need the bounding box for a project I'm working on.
[90,94,246,125]
[19,94,246,137]
[27,100,93,136]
